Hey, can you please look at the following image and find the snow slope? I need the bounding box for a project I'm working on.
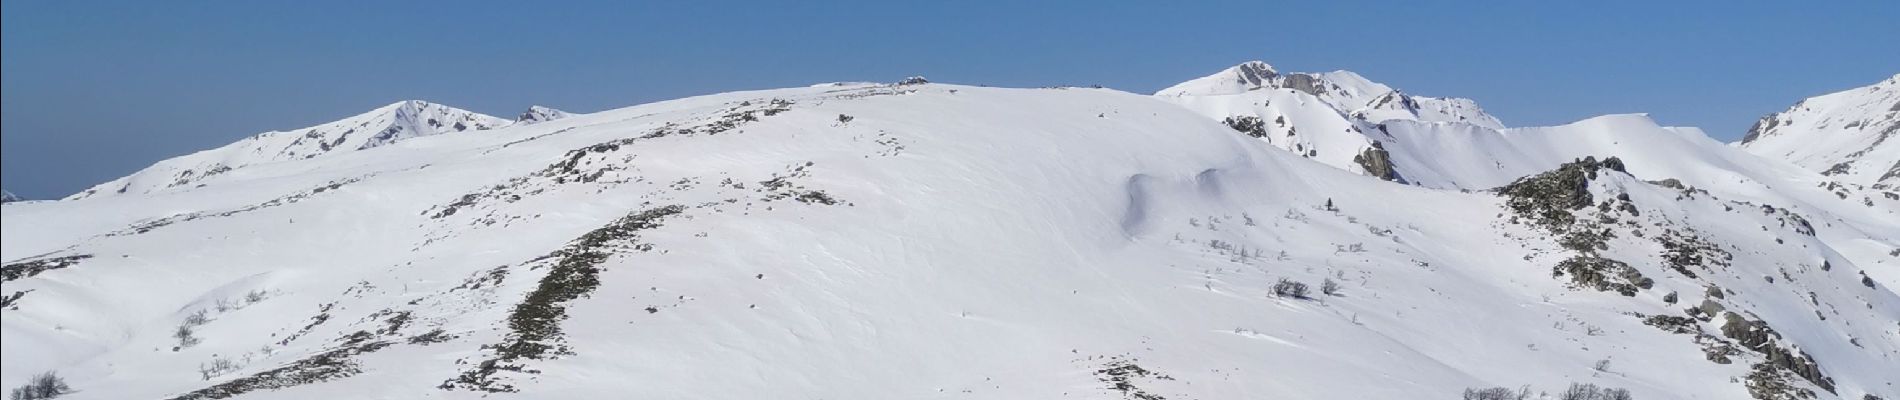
[1738,74,1900,189]
[4,80,1898,400]
[65,100,509,200]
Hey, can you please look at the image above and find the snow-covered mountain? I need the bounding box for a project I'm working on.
[66,100,509,200]
[1161,62,1898,221]
[1737,74,1900,190]
[4,70,1898,400]
[0,190,21,204]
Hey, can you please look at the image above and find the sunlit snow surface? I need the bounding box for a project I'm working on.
[3,74,1896,399]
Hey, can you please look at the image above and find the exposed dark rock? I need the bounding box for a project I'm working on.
[1740,114,1783,144]
[1745,362,1818,400]
[1,254,93,282]
[1353,141,1405,183]
[0,290,29,309]
[1221,116,1268,138]
[1552,256,1650,296]
[1496,156,1626,231]
[1642,314,1699,335]
[1282,73,1327,96]
[1722,312,1835,394]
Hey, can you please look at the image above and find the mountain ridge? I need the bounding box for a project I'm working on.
[3,69,1896,400]
[1737,74,1900,189]
[66,100,510,200]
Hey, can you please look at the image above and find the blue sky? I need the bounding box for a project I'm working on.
[3,1,1896,199]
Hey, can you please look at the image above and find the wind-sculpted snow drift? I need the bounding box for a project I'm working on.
[3,66,1897,400]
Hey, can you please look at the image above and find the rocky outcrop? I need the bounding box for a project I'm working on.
[1495,156,1626,230]
[1222,116,1268,138]
[1353,142,1403,182]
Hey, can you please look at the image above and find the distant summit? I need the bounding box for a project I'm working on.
[68,100,507,199]
[515,106,574,124]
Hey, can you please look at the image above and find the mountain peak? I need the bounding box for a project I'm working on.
[1154,61,1280,96]
[65,100,508,199]
[515,105,574,124]
[1155,60,1507,180]
[1228,60,1280,86]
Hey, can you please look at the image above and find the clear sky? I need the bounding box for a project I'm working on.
[3,1,1896,199]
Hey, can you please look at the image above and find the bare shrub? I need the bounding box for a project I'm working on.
[7,371,73,400]
[174,324,201,349]
[183,309,210,326]
[1561,383,1633,400]
[199,356,240,380]
[1463,386,1526,400]
[1272,278,1310,299]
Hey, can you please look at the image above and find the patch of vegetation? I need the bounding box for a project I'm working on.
[165,340,394,400]
[1465,383,1635,400]
[1094,356,1174,400]
[451,266,510,291]
[443,205,685,393]
[278,303,336,346]
[1,255,92,283]
[1658,229,1731,278]
[407,329,456,345]
[1558,383,1634,400]
[373,310,413,336]
[174,310,209,350]
[1463,386,1528,400]
[429,100,796,220]
[116,178,362,236]
[757,163,848,206]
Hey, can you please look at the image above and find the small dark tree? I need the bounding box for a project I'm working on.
[1321,278,1342,296]
[1324,198,1338,212]
[7,371,73,400]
